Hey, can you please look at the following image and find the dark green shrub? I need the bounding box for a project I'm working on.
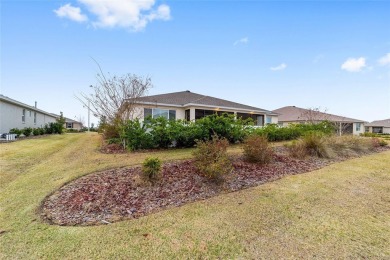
[9,128,22,136]
[243,135,273,164]
[22,127,33,137]
[33,128,40,136]
[193,136,232,182]
[120,119,154,150]
[142,157,162,182]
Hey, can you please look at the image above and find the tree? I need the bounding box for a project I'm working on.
[298,107,350,136]
[77,62,152,124]
[298,107,329,124]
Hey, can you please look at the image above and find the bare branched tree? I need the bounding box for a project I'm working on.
[298,107,329,123]
[298,107,352,136]
[76,61,152,124]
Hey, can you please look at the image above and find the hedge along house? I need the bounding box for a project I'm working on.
[365,119,390,134]
[0,94,58,134]
[128,90,278,126]
[273,106,366,135]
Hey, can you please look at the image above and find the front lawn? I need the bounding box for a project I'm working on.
[1,133,389,259]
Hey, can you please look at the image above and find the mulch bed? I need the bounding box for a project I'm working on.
[40,146,389,226]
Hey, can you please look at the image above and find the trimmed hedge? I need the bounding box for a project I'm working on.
[114,115,334,151]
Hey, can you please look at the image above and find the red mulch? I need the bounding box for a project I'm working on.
[40,146,389,226]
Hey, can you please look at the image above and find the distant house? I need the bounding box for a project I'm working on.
[129,90,278,126]
[273,106,365,135]
[64,118,83,131]
[365,119,390,134]
[0,94,58,134]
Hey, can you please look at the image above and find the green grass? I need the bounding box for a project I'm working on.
[1,133,389,259]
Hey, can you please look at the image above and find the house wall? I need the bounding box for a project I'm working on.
[266,115,278,124]
[131,106,186,121]
[366,126,390,134]
[0,101,57,134]
[352,122,365,135]
[64,122,83,130]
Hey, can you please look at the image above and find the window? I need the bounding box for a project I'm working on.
[266,116,272,124]
[66,123,73,129]
[372,127,383,134]
[355,123,361,132]
[194,109,233,120]
[144,108,176,120]
[34,112,37,124]
[22,109,26,123]
[29,110,32,117]
[365,126,369,133]
[236,113,264,126]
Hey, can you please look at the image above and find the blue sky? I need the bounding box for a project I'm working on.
[1,0,390,125]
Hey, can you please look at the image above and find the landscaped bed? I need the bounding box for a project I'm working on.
[40,145,389,226]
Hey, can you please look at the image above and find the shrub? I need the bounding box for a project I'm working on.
[9,128,22,136]
[193,136,232,182]
[286,140,307,159]
[242,135,273,164]
[120,119,154,150]
[22,127,33,137]
[142,157,162,182]
[33,128,40,136]
[302,132,329,158]
[379,139,388,147]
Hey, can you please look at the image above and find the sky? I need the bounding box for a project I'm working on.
[1,0,390,126]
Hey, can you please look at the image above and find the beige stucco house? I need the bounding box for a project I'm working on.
[273,106,365,135]
[129,90,278,126]
[0,94,58,134]
[365,119,390,134]
[64,118,83,131]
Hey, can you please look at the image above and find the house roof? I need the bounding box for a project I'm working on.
[0,94,58,118]
[273,106,365,123]
[134,90,277,115]
[365,119,390,128]
[64,118,82,124]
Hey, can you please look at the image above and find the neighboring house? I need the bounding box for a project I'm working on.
[0,94,58,134]
[365,119,390,134]
[64,118,83,131]
[129,90,278,126]
[273,106,365,135]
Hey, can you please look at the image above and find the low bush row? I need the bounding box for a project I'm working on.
[286,133,387,159]
[107,114,334,151]
[9,122,65,137]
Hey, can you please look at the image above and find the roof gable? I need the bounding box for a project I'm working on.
[273,106,365,123]
[366,119,390,127]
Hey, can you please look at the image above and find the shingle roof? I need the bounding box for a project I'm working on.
[273,106,365,123]
[365,119,390,127]
[135,91,277,114]
[0,94,58,118]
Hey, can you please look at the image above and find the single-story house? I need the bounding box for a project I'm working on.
[129,90,278,126]
[365,119,390,134]
[273,106,365,135]
[0,94,58,134]
[64,118,83,131]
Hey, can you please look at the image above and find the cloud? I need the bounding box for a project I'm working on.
[234,37,248,46]
[54,3,88,22]
[341,57,366,72]
[378,53,390,66]
[54,0,171,31]
[270,63,287,71]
